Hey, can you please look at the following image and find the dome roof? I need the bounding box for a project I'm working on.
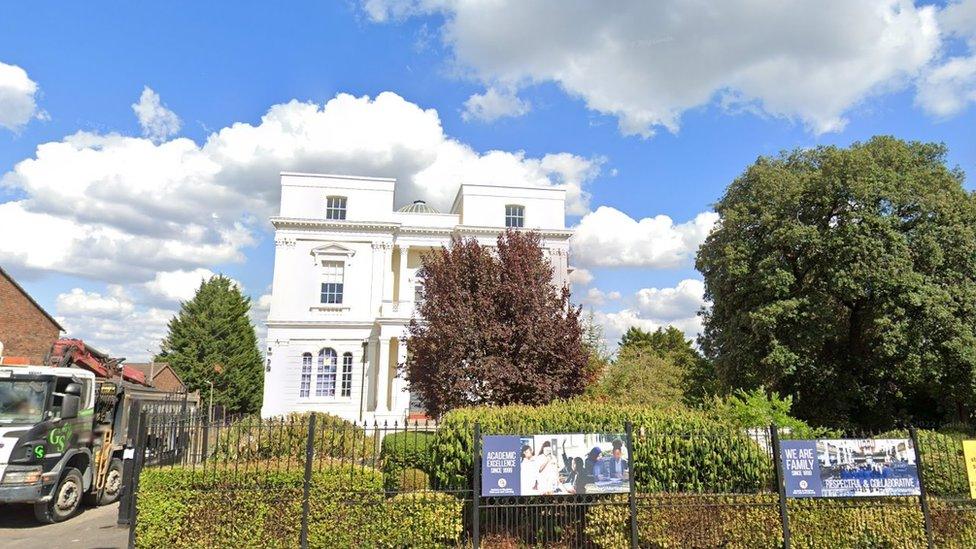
[397,200,440,214]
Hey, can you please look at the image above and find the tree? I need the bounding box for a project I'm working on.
[587,344,687,410]
[582,309,612,381]
[156,275,264,414]
[615,326,716,406]
[404,230,590,417]
[696,136,976,429]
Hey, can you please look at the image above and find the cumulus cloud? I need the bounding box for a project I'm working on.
[571,207,717,268]
[364,0,942,136]
[0,61,45,131]
[568,267,593,287]
[461,87,531,122]
[917,0,976,116]
[132,86,182,143]
[55,287,175,361]
[0,91,600,282]
[581,287,621,307]
[143,268,235,304]
[592,278,707,347]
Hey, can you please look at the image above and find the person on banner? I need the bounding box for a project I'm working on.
[583,447,603,488]
[520,444,540,495]
[603,439,629,480]
[534,441,560,494]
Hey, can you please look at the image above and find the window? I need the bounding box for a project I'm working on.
[341,353,354,397]
[299,353,312,398]
[316,348,338,397]
[320,261,344,304]
[326,196,347,220]
[505,204,524,228]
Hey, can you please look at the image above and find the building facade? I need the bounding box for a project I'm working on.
[0,266,63,364]
[260,173,572,423]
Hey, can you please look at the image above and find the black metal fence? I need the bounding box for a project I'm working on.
[118,411,976,548]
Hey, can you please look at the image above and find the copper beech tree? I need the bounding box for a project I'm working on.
[404,230,589,417]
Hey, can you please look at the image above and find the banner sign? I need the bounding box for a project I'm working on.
[963,440,976,499]
[481,433,630,496]
[781,438,920,498]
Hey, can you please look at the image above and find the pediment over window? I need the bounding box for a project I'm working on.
[310,243,356,263]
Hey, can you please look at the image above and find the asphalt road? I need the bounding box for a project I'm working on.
[0,502,129,549]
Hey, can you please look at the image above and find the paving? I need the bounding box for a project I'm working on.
[0,502,129,549]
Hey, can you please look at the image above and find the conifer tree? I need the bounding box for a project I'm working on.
[156,275,264,414]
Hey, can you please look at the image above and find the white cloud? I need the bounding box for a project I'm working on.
[581,287,621,307]
[250,293,273,351]
[0,91,600,283]
[132,86,182,143]
[917,0,976,116]
[143,268,227,303]
[568,267,593,287]
[636,279,705,321]
[365,0,942,136]
[592,278,707,347]
[461,87,531,122]
[571,207,717,268]
[0,61,44,132]
[55,287,174,361]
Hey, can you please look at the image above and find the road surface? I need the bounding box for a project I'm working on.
[0,502,129,549]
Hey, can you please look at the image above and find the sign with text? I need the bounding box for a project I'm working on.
[781,438,919,498]
[481,433,630,496]
[963,440,976,499]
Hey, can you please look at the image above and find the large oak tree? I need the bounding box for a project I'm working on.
[404,230,589,417]
[696,136,976,429]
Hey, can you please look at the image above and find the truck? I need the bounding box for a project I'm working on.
[0,339,186,523]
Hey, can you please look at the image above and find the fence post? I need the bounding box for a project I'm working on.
[126,410,149,549]
[300,413,317,549]
[117,399,143,527]
[770,424,791,549]
[201,416,209,463]
[472,421,481,549]
[909,425,935,549]
[625,421,638,549]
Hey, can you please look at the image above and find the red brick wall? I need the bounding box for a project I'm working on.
[0,272,61,364]
[152,367,186,393]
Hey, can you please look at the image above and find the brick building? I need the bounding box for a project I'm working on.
[0,265,64,364]
[126,362,189,393]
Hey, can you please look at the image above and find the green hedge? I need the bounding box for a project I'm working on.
[430,401,772,493]
[211,413,376,463]
[586,494,976,548]
[380,431,436,491]
[136,462,462,548]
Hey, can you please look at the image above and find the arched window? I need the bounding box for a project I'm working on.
[299,353,313,398]
[316,348,338,397]
[341,352,354,397]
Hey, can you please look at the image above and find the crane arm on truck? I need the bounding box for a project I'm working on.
[45,339,147,386]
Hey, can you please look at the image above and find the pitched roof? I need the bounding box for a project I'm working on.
[0,265,65,332]
[125,362,185,386]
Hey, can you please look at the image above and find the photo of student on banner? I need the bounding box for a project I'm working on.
[515,434,629,495]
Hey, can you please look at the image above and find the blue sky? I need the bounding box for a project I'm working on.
[1,1,974,359]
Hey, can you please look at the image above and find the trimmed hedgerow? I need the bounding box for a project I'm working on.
[380,431,436,491]
[136,462,462,548]
[429,401,773,494]
[585,494,976,548]
[211,413,376,463]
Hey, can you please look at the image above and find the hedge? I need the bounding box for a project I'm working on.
[211,413,376,463]
[585,494,976,548]
[136,462,462,548]
[379,431,436,491]
[429,401,772,493]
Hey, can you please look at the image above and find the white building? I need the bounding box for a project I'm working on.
[260,173,573,423]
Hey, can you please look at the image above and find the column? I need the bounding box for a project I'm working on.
[396,244,409,306]
[375,338,390,414]
[382,243,394,304]
[369,242,389,315]
[392,338,411,416]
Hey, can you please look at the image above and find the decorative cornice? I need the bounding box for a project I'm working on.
[267,319,377,329]
[271,217,574,239]
[274,237,296,248]
[271,217,399,232]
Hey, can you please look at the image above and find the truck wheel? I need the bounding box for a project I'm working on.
[98,458,124,505]
[34,467,83,523]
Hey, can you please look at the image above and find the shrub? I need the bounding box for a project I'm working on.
[211,412,375,463]
[586,494,976,548]
[429,401,772,494]
[392,467,430,492]
[380,430,436,491]
[136,461,463,548]
[708,387,828,439]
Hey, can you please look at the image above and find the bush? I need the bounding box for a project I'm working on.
[380,431,436,491]
[586,494,976,548]
[211,412,375,463]
[429,401,772,494]
[391,467,430,492]
[136,462,463,548]
[708,387,828,439]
